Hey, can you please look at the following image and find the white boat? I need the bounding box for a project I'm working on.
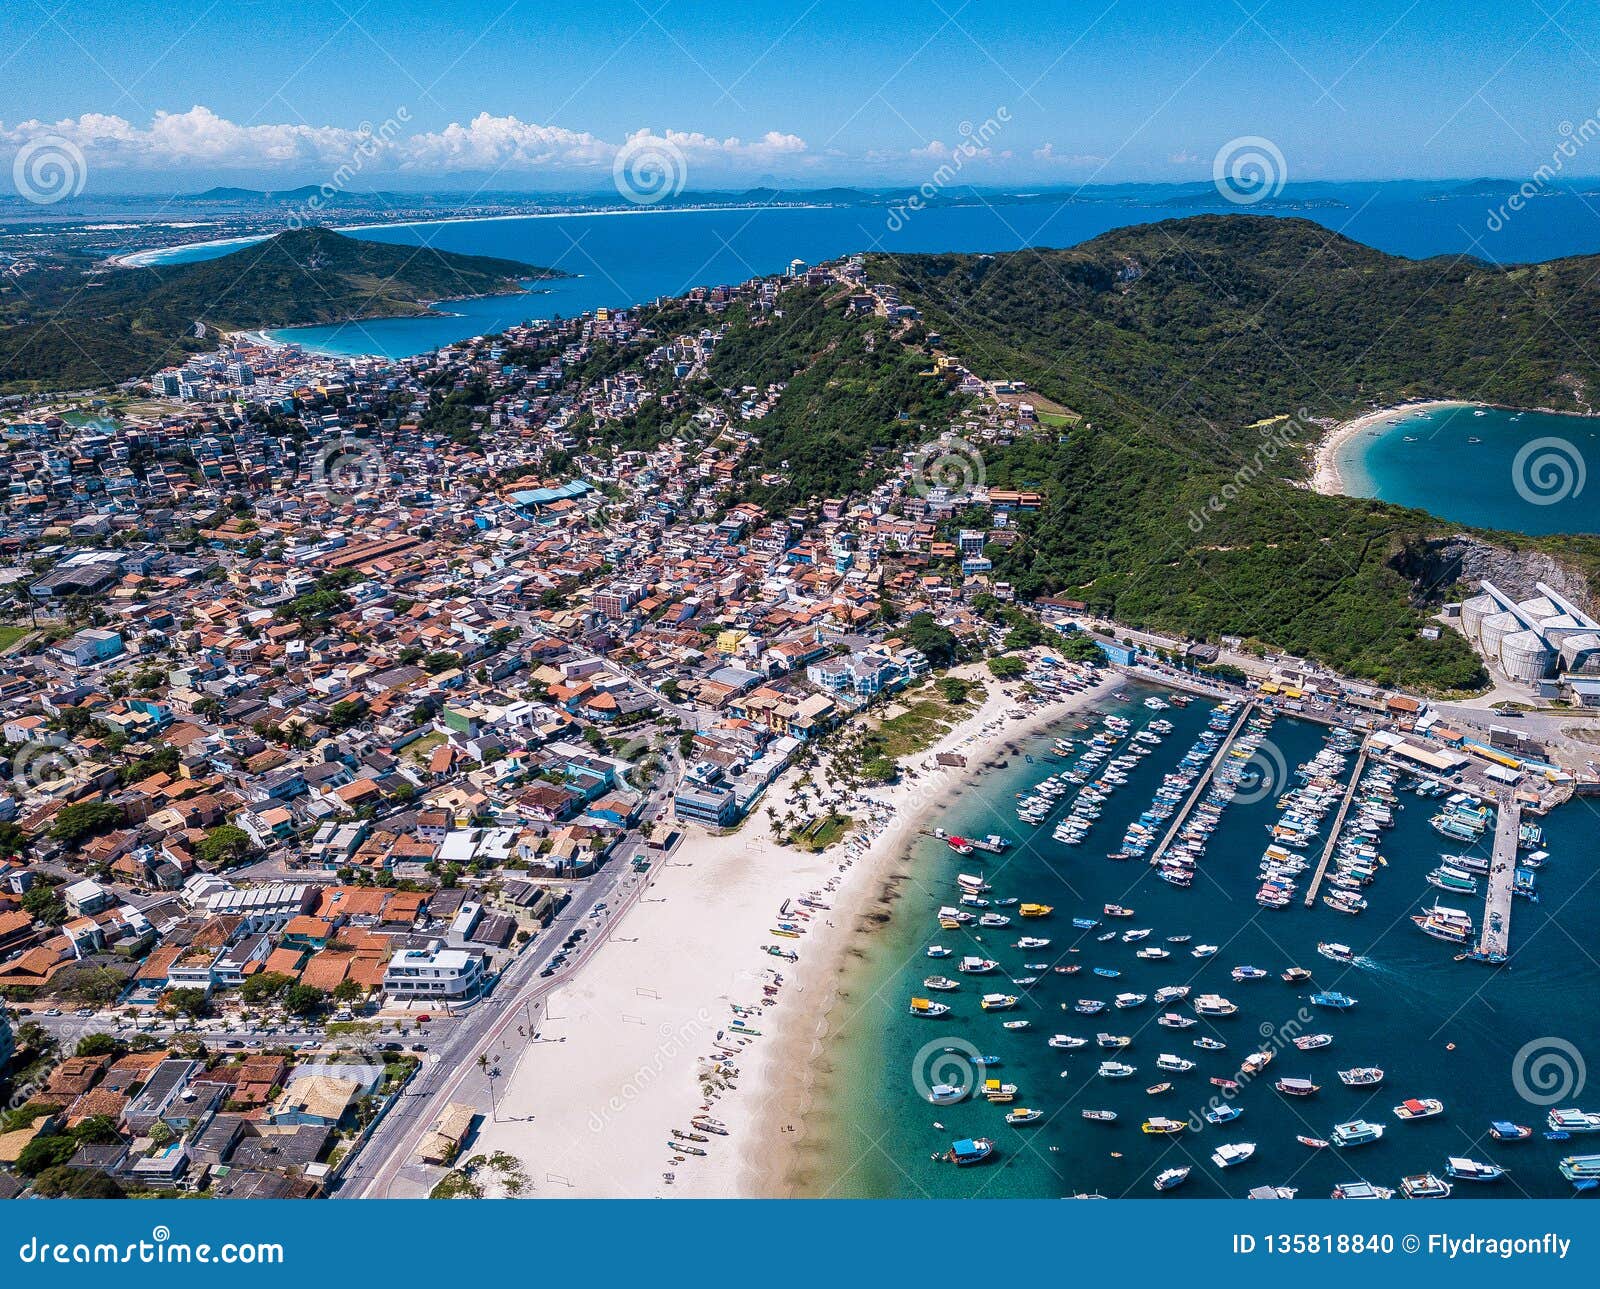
[1211,1142,1257,1168]
[927,1083,968,1105]
[1048,1034,1087,1049]
[926,945,953,958]
[1156,1053,1195,1073]
[979,993,1018,1011]
[1098,1060,1136,1079]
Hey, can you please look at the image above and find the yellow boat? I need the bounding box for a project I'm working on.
[983,1078,1018,1103]
[1019,903,1054,918]
[769,927,800,938]
[1142,1117,1187,1134]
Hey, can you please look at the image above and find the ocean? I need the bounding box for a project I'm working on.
[796,683,1600,1199]
[126,185,1600,360]
[1335,404,1600,535]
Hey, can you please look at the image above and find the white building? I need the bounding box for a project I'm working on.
[382,940,488,1004]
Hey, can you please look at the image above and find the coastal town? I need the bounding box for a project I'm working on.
[0,249,1596,1201]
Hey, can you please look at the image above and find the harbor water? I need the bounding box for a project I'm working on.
[801,684,1600,1198]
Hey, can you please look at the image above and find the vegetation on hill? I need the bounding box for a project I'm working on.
[0,227,562,392]
[862,216,1600,690]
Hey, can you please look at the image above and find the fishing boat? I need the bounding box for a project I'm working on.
[982,1079,1018,1102]
[1019,903,1053,918]
[1393,1097,1444,1121]
[958,956,999,974]
[1098,1060,1136,1079]
[1135,946,1170,960]
[1191,944,1219,958]
[979,993,1018,1011]
[1145,1082,1173,1096]
[977,912,1011,928]
[908,997,951,1018]
[1194,993,1237,1016]
[1206,1104,1243,1124]
[1339,1067,1384,1087]
[1310,991,1356,1009]
[1297,1135,1329,1149]
[1281,967,1312,983]
[1317,942,1355,963]
[1092,966,1121,978]
[1241,1051,1274,1076]
[1048,1034,1087,1049]
[1157,1053,1195,1073]
[1547,1108,1600,1133]
[1005,1107,1043,1125]
[1001,1019,1030,1031]
[1054,964,1081,975]
[1331,1120,1385,1147]
[1445,1157,1505,1182]
[1331,1180,1393,1199]
[1103,904,1134,918]
[1141,1117,1187,1135]
[1489,1120,1532,1142]
[1231,965,1269,982]
[1275,1078,1320,1097]
[1211,1142,1256,1168]
[945,1137,995,1166]
[1210,1076,1240,1091]
[1081,1109,1117,1122]
[1075,999,1107,1015]
[1154,986,1191,1004]
[1293,1033,1332,1051]
[1154,1166,1192,1191]
[1114,992,1148,1009]
[1193,1037,1227,1051]
[1016,936,1050,949]
[1158,1012,1196,1029]
[1097,1033,1132,1048]
[1559,1154,1600,1183]
[1072,917,1100,930]
[923,975,958,991]
[1399,1173,1452,1199]
[926,945,953,958]
[927,1083,969,1105]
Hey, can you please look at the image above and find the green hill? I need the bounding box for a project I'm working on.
[0,227,561,391]
[864,215,1600,689]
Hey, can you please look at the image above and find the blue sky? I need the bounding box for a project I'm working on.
[3,0,1600,191]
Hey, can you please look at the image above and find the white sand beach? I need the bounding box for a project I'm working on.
[465,666,1119,1198]
[1310,400,1466,495]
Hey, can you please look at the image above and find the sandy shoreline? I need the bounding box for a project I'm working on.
[463,664,1117,1198]
[735,669,1122,1199]
[1309,399,1466,496]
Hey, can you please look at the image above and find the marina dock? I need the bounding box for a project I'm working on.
[1479,797,1521,956]
[1148,700,1256,865]
[1302,744,1370,906]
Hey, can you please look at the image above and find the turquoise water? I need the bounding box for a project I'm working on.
[124,187,1600,359]
[810,685,1600,1199]
[1336,404,1600,535]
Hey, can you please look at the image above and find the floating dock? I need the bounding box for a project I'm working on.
[1303,744,1370,907]
[1479,798,1520,957]
[1148,700,1256,865]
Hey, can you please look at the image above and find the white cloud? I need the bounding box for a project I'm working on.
[0,107,813,179]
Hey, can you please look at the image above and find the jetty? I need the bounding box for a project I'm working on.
[1148,700,1256,865]
[1303,744,1370,906]
[1479,797,1520,957]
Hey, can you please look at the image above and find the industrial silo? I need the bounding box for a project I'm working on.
[1500,629,1555,683]
[1478,610,1519,662]
[1561,633,1600,674]
[1459,593,1497,644]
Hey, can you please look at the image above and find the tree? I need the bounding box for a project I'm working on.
[70,1114,123,1145]
[903,612,958,667]
[31,1165,125,1198]
[987,655,1027,679]
[332,979,364,1004]
[74,1032,119,1058]
[50,801,124,846]
[64,966,126,1009]
[282,984,327,1017]
[238,972,294,1004]
[16,1135,78,1176]
[21,884,66,925]
[196,824,252,867]
[165,987,209,1018]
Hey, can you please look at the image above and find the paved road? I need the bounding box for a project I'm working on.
[334,830,678,1198]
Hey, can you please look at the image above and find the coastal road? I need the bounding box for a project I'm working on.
[334,827,681,1198]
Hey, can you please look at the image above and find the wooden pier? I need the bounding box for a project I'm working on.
[1302,745,1370,906]
[1479,797,1521,957]
[1148,700,1256,865]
